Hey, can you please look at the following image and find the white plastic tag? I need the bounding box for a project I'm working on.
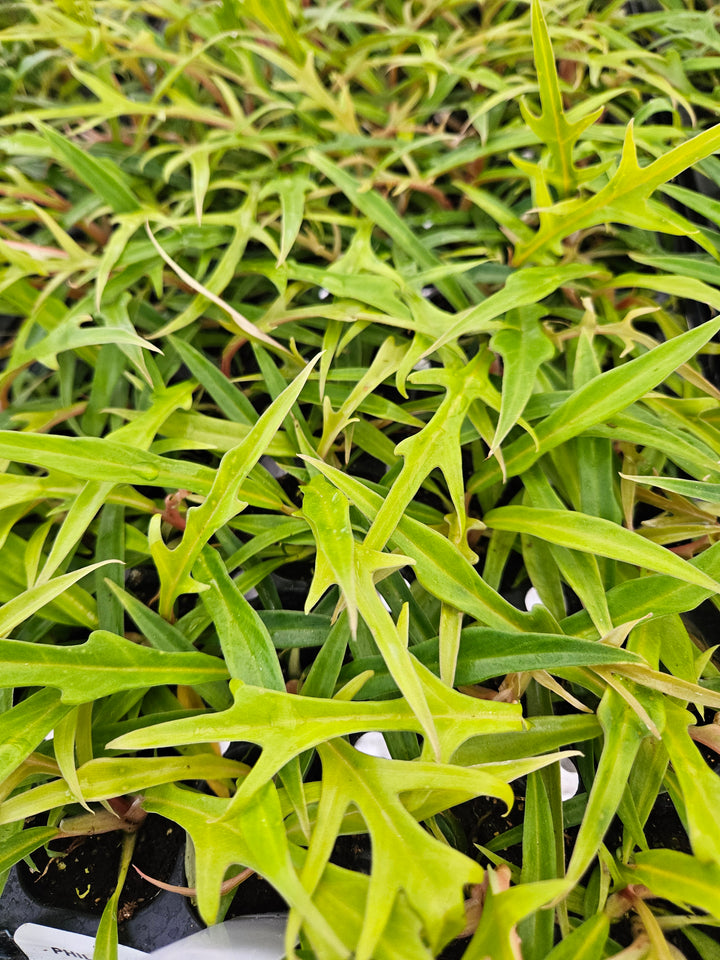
[14,916,289,960]
[148,915,288,959]
[14,923,148,960]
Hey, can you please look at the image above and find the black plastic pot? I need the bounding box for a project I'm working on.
[0,818,199,956]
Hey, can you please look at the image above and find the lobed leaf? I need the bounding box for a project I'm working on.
[302,738,494,959]
[110,671,523,811]
[304,457,546,633]
[0,632,228,704]
[151,356,318,618]
[515,119,720,264]
[471,314,720,494]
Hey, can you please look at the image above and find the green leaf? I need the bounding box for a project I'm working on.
[109,673,522,811]
[0,533,98,628]
[0,632,228,704]
[37,483,115,584]
[562,540,720,638]
[95,223,142,311]
[517,773,558,960]
[169,335,255,424]
[144,777,435,958]
[339,628,644,700]
[682,925,720,960]
[622,473,720,504]
[2,313,159,395]
[318,337,408,458]
[105,580,231,710]
[520,0,603,195]
[304,458,544,633]
[94,503,125,635]
[98,293,155,385]
[288,260,410,321]
[195,546,285,690]
[489,307,554,457]
[154,409,296,461]
[0,560,117,638]
[471,314,720,494]
[294,850,435,960]
[602,662,720,712]
[189,149,210,225]
[613,270,720,313]
[302,474,442,757]
[142,781,347,955]
[617,849,720,917]
[0,473,79,511]
[94,832,135,960]
[565,688,648,889]
[260,174,314,267]
[0,688,70,785]
[483,506,720,593]
[302,474,362,635]
[35,121,140,213]
[306,149,468,311]
[464,872,567,960]
[53,705,91,811]
[454,182,535,246]
[453,715,601,767]
[661,701,720,864]
[0,753,249,826]
[522,466,613,634]
[0,431,212,491]
[426,264,596,354]
[151,356,318,618]
[0,825,60,876]
[242,0,307,63]
[364,352,491,560]
[145,223,288,352]
[515,119,720,264]
[298,738,494,960]
[544,913,610,960]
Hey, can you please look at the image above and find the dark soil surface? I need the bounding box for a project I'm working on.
[18,814,182,917]
[0,813,200,954]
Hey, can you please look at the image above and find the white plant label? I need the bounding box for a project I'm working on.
[148,915,288,959]
[354,731,392,760]
[14,923,148,960]
[15,917,289,960]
